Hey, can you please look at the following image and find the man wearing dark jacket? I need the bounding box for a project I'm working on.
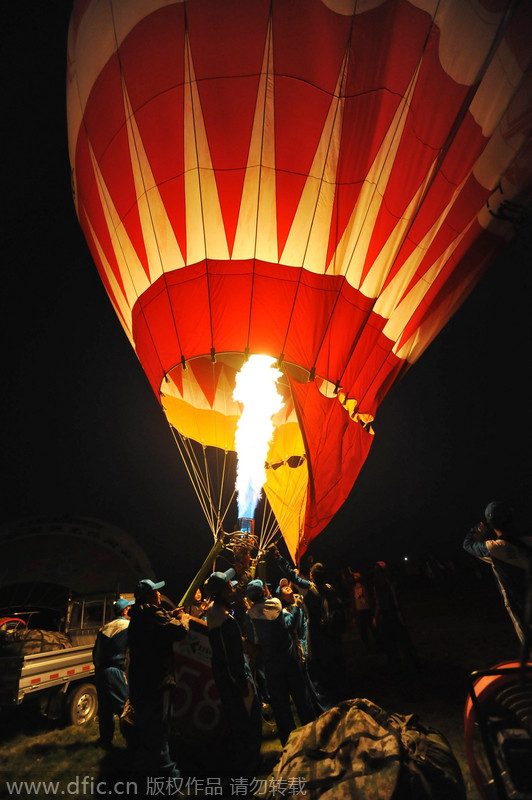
[271,553,349,707]
[204,567,262,776]
[127,578,189,778]
[93,597,133,748]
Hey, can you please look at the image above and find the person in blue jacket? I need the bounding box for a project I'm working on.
[204,568,262,776]
[245,579,315,745]
[276,578,327,715]
[463,500,532,646]
[93,597,133,748]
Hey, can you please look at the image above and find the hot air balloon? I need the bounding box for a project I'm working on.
[67,0,531,564]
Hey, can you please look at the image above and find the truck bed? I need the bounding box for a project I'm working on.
[0,643,94,707]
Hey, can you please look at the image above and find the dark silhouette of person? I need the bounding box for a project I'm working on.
[272,551,349,707]
[127,578,188,779]
[348,568,375,652]
[232,544,270,707]
[231,545,253,629]
[372,561,419,670]
[463,500,532,645]
[204,567,262,776]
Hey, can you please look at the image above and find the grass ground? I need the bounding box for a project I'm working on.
[0,574,524,799]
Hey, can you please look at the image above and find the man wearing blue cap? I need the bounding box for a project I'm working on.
[127,578,189,779]
[92,596,134,748]
[463,501,532,645]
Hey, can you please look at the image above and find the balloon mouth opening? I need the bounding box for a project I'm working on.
[166,352,315,382]
[158,349,338,457]
[161,351,339,398]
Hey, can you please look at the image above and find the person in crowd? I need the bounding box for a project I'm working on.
[276,578,326,715]
[92,597,133,748]
[425,554,449,594]
[372,561,419,669]
[349,568,375,652]
[245,579,315,745]
[276,579,308,661]
[231,544,271,706]
[271,550,349,707]
[463,500,532,646]
[185,586,209,620]
[204,568,262,776]
[127,578,189,779]
[231,545,254,629]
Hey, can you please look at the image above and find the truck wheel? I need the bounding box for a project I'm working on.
[65,683,98,726]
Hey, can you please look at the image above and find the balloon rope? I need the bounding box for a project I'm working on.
[258,500,279,553]
[169,426,236,540]
[170,429,214,529]
[201,445,217,535]
[217,452,237,533]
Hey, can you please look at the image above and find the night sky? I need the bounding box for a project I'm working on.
[3,4,531,600]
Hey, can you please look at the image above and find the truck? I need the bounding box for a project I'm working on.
[0,515,252,737]
[0,514,158,727]
[0,583,129,725]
